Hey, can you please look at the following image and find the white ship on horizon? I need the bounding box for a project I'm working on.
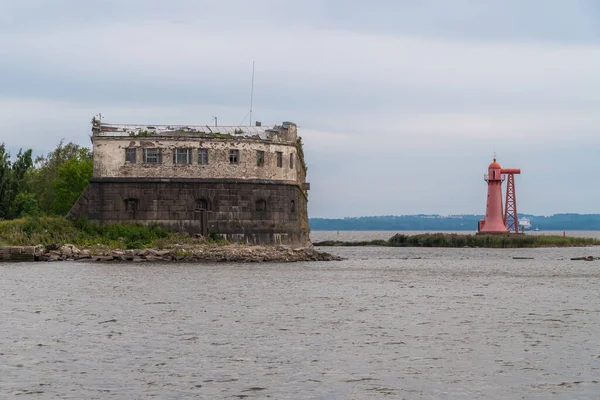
[518,217,532,231]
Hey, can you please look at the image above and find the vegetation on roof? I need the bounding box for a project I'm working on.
[296,136,307,172]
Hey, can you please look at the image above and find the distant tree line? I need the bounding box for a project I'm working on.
[0,141,92,220]
[310,215,482,231]
[310,214,600,231]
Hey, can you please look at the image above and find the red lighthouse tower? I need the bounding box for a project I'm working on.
[478,157,521,233]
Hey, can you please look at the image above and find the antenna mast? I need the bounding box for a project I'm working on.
[249,61,255,127]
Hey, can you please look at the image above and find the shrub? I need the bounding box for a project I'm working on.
[10,191,43,218]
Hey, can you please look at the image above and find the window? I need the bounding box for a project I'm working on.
[256,150,265,166]
[290,200,296,213]
[256,199,266,212]
[143,148,161,164]
[195,198,210,211]
[125,198,139,212]
[290,153,294,169]
[173,148,192,164]
[125,148,136,163]
[198,148,208,165]
[229,149,239,164]
[276,152,283,168]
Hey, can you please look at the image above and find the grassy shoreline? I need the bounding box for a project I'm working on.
[3,218,599,250]
[313,233,600,248]
[0,217,215,249]
[0,217,345,263]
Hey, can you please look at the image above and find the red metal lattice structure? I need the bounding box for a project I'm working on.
[503,172,518,233]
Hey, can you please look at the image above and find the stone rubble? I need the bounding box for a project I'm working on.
[29,243,343,263]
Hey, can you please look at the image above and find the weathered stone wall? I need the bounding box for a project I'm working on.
[93,138,299,182]
[0,246,40,262]
[69,179,310,245]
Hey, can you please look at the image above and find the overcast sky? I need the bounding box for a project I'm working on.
[2,0,600,217]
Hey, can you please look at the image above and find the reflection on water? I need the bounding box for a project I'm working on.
[1,245,600,399]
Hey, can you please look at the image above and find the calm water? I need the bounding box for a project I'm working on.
[1,235,600,399]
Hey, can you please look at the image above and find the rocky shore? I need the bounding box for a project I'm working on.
[1,243,342,263]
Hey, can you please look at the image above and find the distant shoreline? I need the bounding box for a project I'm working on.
[310,229,600,235]
[309,214,600,231]
[313,233,600,248]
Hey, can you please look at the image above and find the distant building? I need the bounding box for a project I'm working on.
[68,121,310,245]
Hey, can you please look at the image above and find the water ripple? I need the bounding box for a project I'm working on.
[1,245,600,399]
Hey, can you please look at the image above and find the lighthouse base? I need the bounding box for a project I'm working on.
[477,218,509,234]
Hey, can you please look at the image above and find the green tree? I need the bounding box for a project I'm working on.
[8,149,34,218]
[10,191,42,218]
[51,152,93,215]
[12,149,33,187]
[27,141,92,215]
[0,144,12,219]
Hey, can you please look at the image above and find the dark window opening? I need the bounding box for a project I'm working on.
[256,199,266,212]
[125,148,136,163]
[195,198,210,211]
[256,150,265,166]
[290,200,296,213]
[173,148,192,164]
[276,152,283,168]
[290,153,294,169]
[125,198,139,212]
[198,148,209,165]
[230,149,239,164]
[143,148,162,164]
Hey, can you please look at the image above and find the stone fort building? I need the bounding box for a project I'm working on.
[68,121,310,245]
